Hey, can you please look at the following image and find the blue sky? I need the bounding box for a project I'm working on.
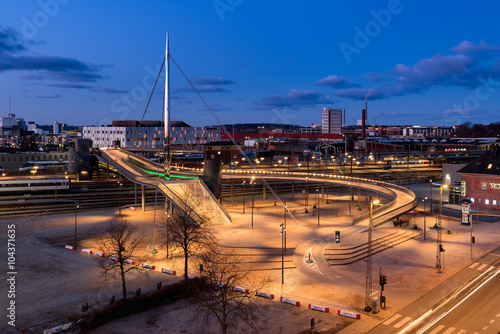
[0,0,499,127]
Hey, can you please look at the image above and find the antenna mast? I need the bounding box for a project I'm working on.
[164,33,171,179]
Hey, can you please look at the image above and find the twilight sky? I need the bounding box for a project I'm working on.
[0,0,499,127]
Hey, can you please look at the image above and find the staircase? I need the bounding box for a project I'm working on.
[324,230,420,265]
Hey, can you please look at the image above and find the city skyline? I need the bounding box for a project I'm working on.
[0,1,499,127]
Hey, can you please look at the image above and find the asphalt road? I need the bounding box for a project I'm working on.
[367,246,500,334]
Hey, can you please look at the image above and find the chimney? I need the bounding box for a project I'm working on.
[361,108,366,139]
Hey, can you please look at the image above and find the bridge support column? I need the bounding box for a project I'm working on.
[291,181,294,199]
[141,185,145,212]
[263,182,266,200]
[230,181,234,204]
[321,183,324,199]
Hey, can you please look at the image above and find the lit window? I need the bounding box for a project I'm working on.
[470,198,475,203]
[493,200,497,206]
[487,164,493,169]
[481,182,487,191]
[485,199,490,205]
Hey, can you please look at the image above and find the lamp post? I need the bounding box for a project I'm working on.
[436,184,448,272]
[280,221,286,285]
[423,197,427,240]
[74,202,80,248]
[284,202,287,251]
[251,176,255,228]
[365,199,381,312]
[317,189,320,227]
[348,182,352,216]
[166,213,170,259]
[242,181,246,214]
[429,179,433,219]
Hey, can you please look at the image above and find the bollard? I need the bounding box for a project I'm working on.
[380,295,386,309]
[109,296,115,305]
[136,288,141,297]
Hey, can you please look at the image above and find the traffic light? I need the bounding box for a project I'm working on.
[380,275,387,286]
[439,244,445,252]
[472,236,476,244]
[335,231,340,243]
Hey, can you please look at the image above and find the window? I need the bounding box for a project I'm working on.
[485,199,490,205]
[478,198,482,204]
[481,182,487,191]
[487,163,493,169]
[470,198,475,203]
[493,200,497,206]
[211,155,215,159]
[233,154,237,159]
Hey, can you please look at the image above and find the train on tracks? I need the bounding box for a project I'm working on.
[0,178,70,193]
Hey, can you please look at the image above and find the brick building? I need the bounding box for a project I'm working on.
[458,148,500,211]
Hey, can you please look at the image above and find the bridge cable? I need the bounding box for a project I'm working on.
[168,53,301,225]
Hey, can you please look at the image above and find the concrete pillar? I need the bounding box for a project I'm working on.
[263,182,266,200]
[292,181,295,199]
[141,185,145,212]
[321,183,325,199]
[230,181,234,204]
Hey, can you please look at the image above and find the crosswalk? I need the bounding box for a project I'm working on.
[468,262,493,271]
[381,313,497,333]
[382,315,481,333]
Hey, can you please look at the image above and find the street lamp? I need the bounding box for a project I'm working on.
[242,181,246,214]
[74,202,80,248]
[31,166,39,179]
[365,199,381,312]
[436,184,448,272]
[284,202,287,251]
[250,176,255,228]
[166,213,170,259]
[317,189,320,227]
[423,197,427,240]
[280,221,286,285]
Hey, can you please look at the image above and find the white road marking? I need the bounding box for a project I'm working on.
[442,327,456,334]
[429,325,445,334]
[456,330,467,334]
[383,314,401,326]
[393,316,412,329]
[469,262,479,269]
[482,326,488,330]
[477,264,487,271]
[496,313,500,317]
[490,319,495,324]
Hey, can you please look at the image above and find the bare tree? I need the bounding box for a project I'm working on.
[98,218,151,300]
[162,188,215,281]
[195,249,269,334]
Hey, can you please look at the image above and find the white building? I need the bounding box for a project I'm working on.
[82,120,220,151]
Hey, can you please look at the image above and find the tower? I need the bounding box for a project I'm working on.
[164,33,171,179]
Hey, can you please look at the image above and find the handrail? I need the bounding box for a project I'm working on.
[101,150,204,225]
[197,177,232,224]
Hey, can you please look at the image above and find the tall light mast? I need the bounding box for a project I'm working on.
[164,33,171,179]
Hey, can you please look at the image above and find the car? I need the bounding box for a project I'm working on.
[432,181,442,187]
